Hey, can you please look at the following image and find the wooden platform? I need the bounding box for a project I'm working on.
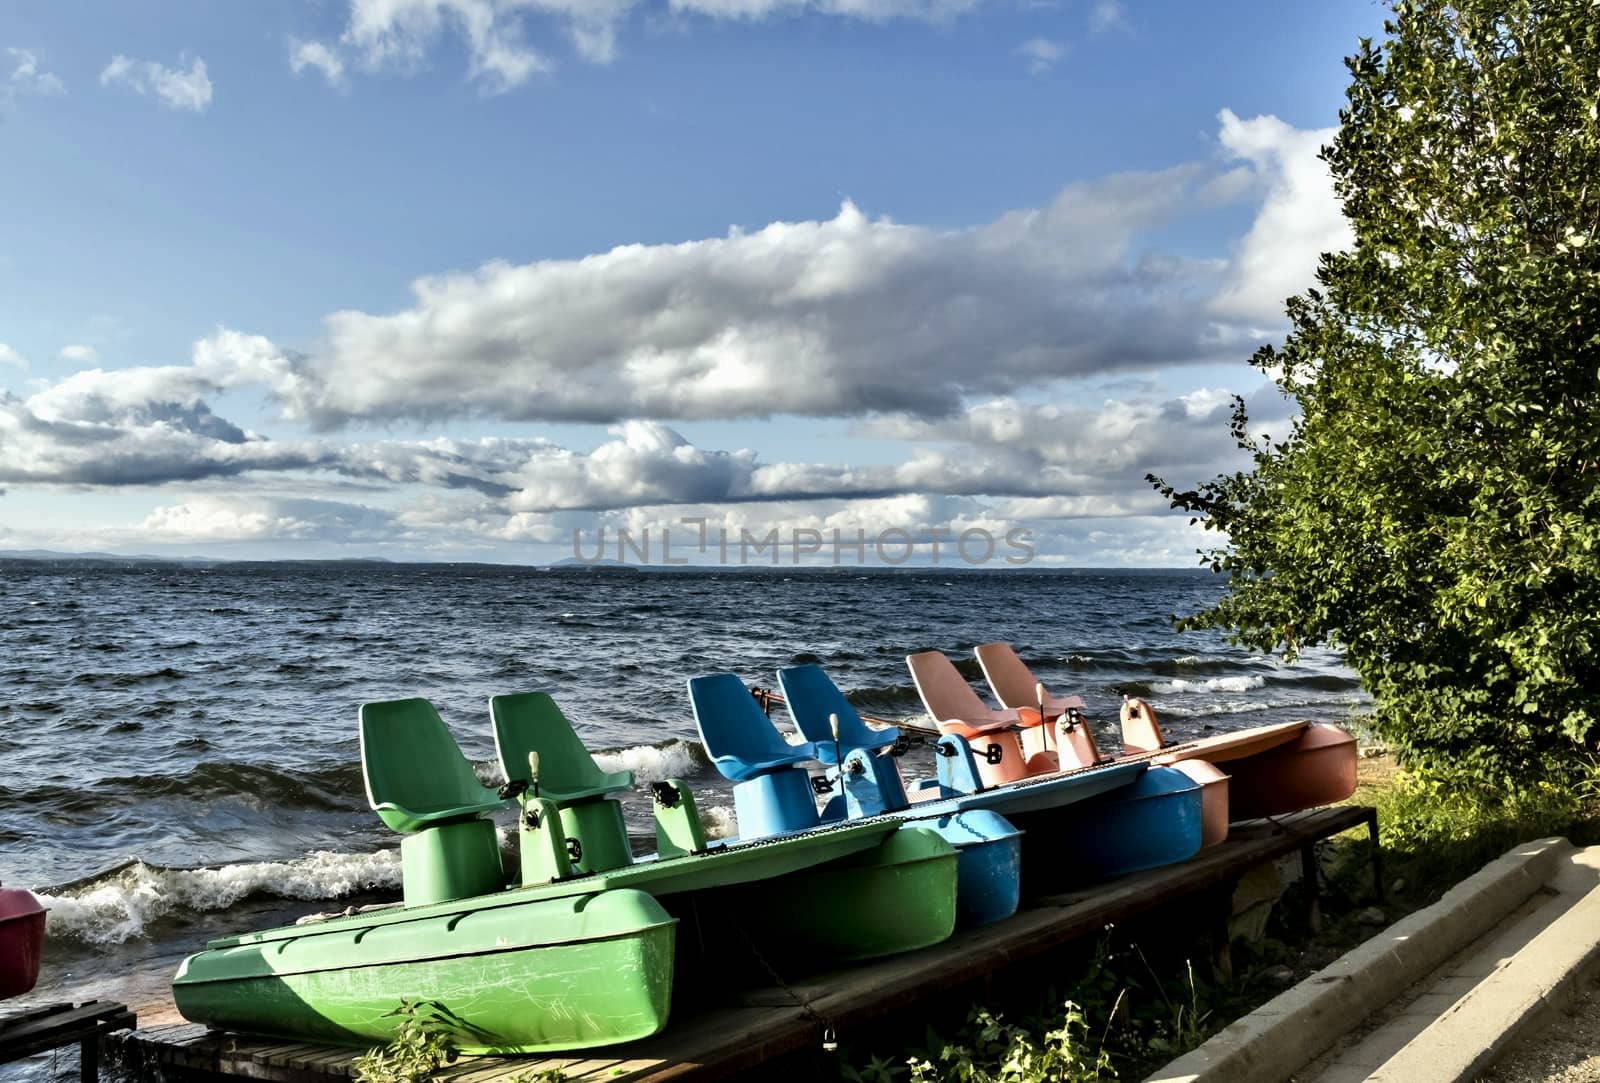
[109,806,1379,1083]
[1,1000,137,1083]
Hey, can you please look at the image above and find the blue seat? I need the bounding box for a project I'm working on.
[687,673,817,782]
[687,672,821,838]
[776,663,900,765]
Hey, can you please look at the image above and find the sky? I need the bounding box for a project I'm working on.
[0,0,1380,566]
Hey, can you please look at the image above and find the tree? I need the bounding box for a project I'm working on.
[1152,0,1600,791]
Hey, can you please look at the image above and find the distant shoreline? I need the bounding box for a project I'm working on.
[0,549,1217,575]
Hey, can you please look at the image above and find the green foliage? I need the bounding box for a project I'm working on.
[904,1000,1116,1083]
[1369,759,1599,891]
[352,1001,459,1083]
[1151,0,1600,791]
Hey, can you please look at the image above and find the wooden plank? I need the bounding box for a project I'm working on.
[0,1002,136,1065]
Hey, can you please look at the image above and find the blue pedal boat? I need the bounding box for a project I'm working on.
[688,671,1022,929]
[775,663,1207,894]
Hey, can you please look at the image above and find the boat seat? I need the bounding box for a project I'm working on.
[359,697,511,834]
[490,692,634,803]
[975,642,1102,768]
[906,650,1055,786]
[490,691,636,879]
[775,663,899,764]
[687,673,817,783]
[688,672,821,838]
[1120,696,1167,756]
[359,697,510,906]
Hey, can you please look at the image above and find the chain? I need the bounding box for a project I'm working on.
[734,923,839,1052]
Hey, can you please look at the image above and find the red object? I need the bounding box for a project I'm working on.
[0,881,47,1000]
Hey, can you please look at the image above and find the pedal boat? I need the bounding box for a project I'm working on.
[173,695,942,1054]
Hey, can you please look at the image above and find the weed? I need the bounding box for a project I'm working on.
[352,1000,459,1083]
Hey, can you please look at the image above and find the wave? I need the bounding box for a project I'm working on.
[4,761,367,814]
[36,850,400,946]
[591,739,708,783]
[70,667,187,688]
[1149,676,1267,695]
[699,804,737,840]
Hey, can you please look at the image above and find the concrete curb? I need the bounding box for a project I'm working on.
[1143,836,1573,1083]
[1367,851,1600,1082]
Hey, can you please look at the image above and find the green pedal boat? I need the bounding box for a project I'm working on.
[172,694,958,1054]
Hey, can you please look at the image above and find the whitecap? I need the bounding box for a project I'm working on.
[699,804,737,840]
[36,850,401,947]
[1150,676,1267,695]
[592,739,702,783]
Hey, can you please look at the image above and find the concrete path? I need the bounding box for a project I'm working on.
[1146,837,1600,1083]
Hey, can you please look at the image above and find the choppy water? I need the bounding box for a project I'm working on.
[0,560,1365,1043]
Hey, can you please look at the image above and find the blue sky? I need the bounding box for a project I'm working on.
[0,0,1381,565]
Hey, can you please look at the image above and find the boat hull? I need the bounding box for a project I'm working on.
[686,826,958,967]
[0,888,46,1000]
[1221,724,1359,820]
[173,888,676,1054]
[1151,720,1308,766]
[1017,766,1204,892]
[1166,759,1230,847]
[921,810,1023,929]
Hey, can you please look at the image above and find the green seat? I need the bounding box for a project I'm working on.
[359,697,511,833]
[490,692,634,803]
[491,692,637,881]
[359,697,512,906]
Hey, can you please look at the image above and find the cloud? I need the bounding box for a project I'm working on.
[302,0,987,91]
[1210,108,1350,324]
[0,343,28,370]
[0,109,1345,561]
[289,39,346,87]
[0,366,333,487]
[5,47,66,105]
[0,343,1282,522]
[1015,37,1063,74]
[256,163,1260,427]
[1088,0,1128,34]
[59,344,99,366]
[336,0,554,93]
[138,497,396,544]
[100,54,213,112]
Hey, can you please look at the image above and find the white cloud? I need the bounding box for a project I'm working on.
[1088,0,1128,34]
[288,39,346,86]
[139,497,395,544]
[303,0,988,90]
[1015,37,1063,74]
[254,162,1254,427]
[100,54,213,113]
[0,343,29,370]
[1210,108,1350,324]
[5,47,65,102]
[339,0,552,94]
[58,344,99,366]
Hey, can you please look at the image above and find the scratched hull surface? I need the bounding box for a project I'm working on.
[172,888,676,1054]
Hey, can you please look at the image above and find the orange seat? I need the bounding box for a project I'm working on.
[974,642,1103,769]
[905,650,1056,787]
